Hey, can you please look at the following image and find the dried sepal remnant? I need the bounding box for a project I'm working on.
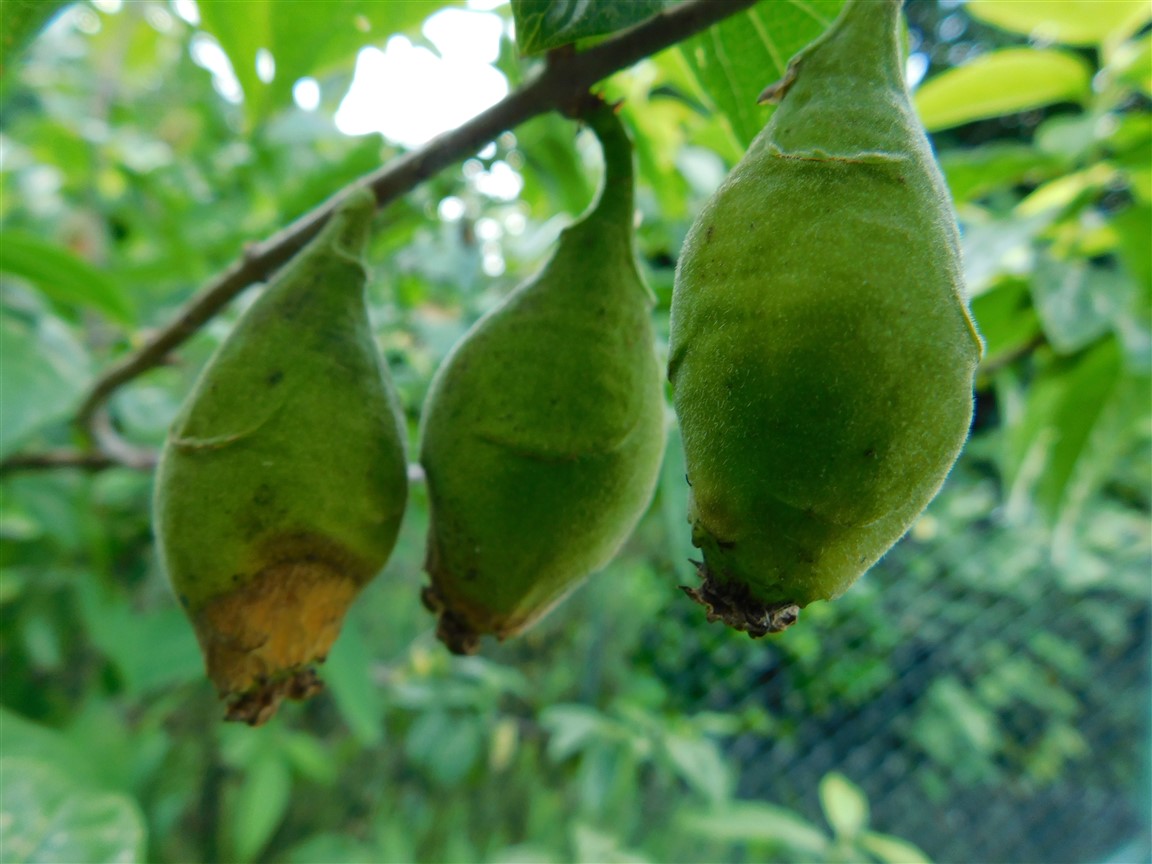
[155,189,409,723]
[419,584,481,657]
[418,99,666,654]
[680,561,799,637]
[668,0,982,633]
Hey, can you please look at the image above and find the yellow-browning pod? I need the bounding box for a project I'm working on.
[668,0,983,635]
[154,189,409,724]
[419,101,666,654]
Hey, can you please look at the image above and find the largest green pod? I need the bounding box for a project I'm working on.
[668,0,983,635]
[154,188,409,724]
[419,102,666,655]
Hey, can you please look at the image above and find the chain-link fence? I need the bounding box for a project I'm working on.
[636,477,1151,864]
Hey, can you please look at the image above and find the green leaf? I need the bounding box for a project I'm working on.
[860,831,933,864]
[662,734,731,805]
[1015,163,1118,217]
[231,751,292,864]
[541,704,609,762]
[910,678,1000,773]
[1030,256,1133,354]
[1111,31,1152,96]
[266,0,439,117]
[0,710,96,786]
[1050,364,1150,551]
[818,772,869,840]
[286,833,381,864]
[970,277,1043,366]
[570,823,650,864]
[1034,112,1099,162]
[403,710,482,786]
[0,0,69,77]
[0,309,91,459]
[1036,338,1124,520]
[0,232,134,324]
[960,210,1055,294]
[1113,204,1152,292]
[1111,203,1152,369]
[678,0,846,148]
[576,743,618,814]
[0,757,145,864]
[677,801,829,855]
[511,0,670,56]
[279,733,340,787]
[196,0,273,123]
[516,112,597,220]
[196,0,442,127]
[322,613,385,746]
[938,143,1067,205]
[966,0,1151,48]
[1005,339,1143,529]
[72,578,203,695]
[915,49,1092,131]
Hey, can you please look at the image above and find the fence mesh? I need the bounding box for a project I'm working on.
[635,493,1152,864]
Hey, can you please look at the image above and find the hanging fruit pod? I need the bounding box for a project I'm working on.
[419,99,666,654]
[668,0,983,636]
[154,189,409,724]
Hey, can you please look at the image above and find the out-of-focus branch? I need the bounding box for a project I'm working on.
[67,0,757,445]
[0,449,429,483]
[976,333,1048,379]
[0,450,147,475]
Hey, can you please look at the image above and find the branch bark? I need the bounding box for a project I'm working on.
[0,450,142,475]
[3,0,757,477]
[69,0,757,439]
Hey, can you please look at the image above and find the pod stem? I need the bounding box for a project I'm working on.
[263,187,375,302]
[312,186,376,261]
[762,0,904,104]
[577,97,636,230]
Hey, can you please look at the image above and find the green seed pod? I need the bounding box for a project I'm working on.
[668,0,982,635]
[154,189,408,724]
[419,101,666,654]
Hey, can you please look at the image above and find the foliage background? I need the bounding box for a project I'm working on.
[1,1,1149,862]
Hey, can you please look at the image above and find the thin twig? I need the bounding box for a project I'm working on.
[0,454,429,480]
[5,0,756,477]
[0,450,145,475]
[976,332,1047,378]
[70,0,757,443]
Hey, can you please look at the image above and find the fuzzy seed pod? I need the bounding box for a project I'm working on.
[154,189,409,724]
[419,101,666,654]
[668,0,983,635]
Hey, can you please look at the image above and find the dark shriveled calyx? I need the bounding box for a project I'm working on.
[668,0,983,635]
[154,189,408,723]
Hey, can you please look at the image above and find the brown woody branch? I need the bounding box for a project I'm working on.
[0,450,143,474]
[0,0,757,477]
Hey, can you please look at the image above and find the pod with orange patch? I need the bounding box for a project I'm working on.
[154,189,408,724]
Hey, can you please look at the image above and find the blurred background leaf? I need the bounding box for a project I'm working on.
[966,0,1151,48]
[915,48,1093,131]
[0,232,135,324]
[0,757,146,864]
[0,308,90,458]
[0,0,70,78]
[677,0,846,148]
